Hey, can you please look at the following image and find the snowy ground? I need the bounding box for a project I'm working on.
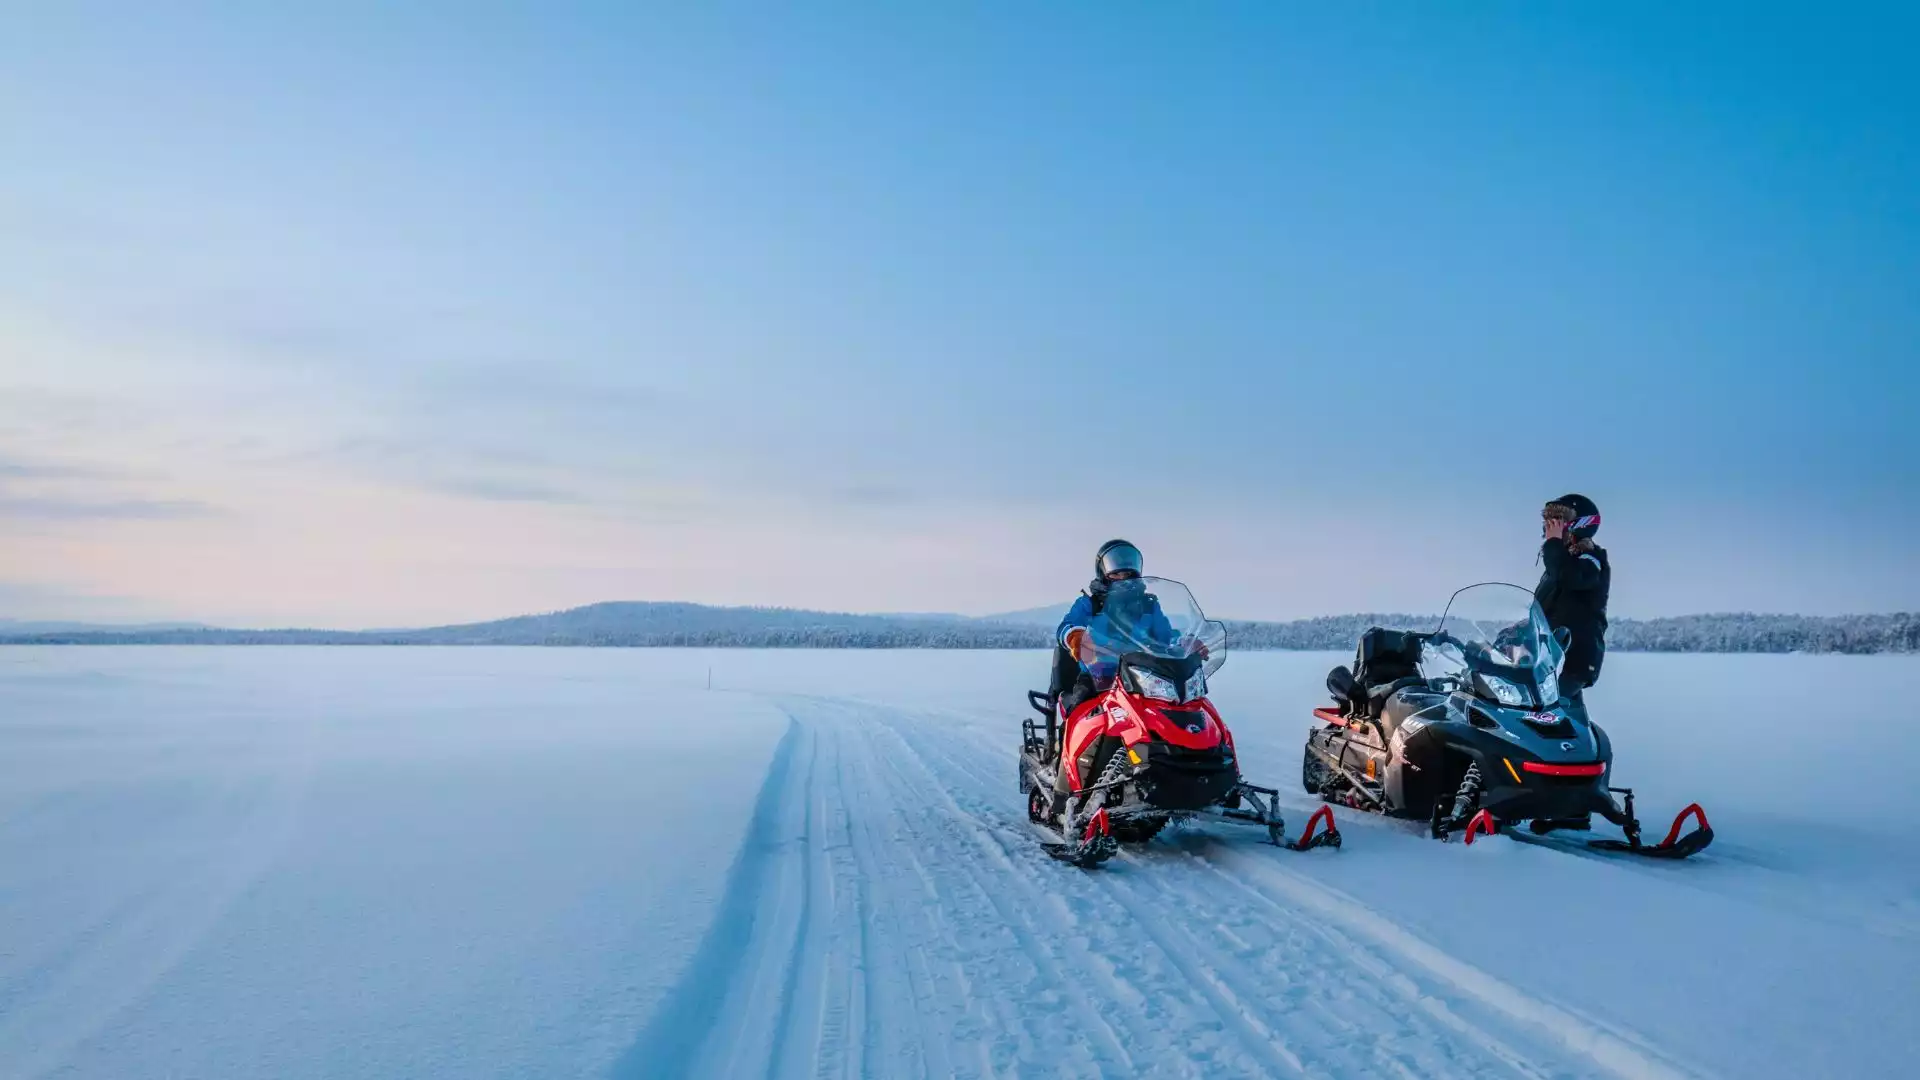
[3,647,1916,1079]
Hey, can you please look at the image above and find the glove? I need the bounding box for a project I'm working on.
[1065,627,1097,665]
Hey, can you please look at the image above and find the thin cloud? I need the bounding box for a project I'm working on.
[0,494,221,521]
[290,437,592,505]
[0,579,175,622]
[425,475,587,505]
[832,484,919,507]
[0,454,135,481]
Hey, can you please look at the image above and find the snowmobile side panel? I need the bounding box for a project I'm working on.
[1387,725,1449,817]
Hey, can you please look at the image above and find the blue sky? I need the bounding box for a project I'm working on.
[2,3,1915,626]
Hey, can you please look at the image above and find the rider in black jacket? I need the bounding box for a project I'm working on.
[1536,494,1610,703]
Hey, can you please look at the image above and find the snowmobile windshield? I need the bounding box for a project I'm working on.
[1085,576,1227,680]
[1428,583,1564,708]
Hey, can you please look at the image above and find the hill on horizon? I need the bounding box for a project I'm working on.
[1,599,1914,654]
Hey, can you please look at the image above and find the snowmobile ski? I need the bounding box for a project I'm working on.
[1460,809,1499,846]
[1587,802,1713,860]
[1040,807,1118,867]
[1447,800,1713,861]
[1284,804,1342,851]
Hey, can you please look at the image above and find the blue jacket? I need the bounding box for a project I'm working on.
[1057,589,1176,682]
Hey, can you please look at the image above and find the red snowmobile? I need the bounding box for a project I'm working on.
[1019,576,1340,866]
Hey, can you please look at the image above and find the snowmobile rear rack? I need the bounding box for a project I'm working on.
[1026,691,1059,761]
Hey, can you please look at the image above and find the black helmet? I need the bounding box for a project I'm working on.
[1546,494,1602,541]
[1094,539,1143,581]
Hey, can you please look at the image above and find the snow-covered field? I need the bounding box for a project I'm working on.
[3,647,1916,1079]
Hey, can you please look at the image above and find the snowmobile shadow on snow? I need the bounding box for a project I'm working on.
[1017,576,1340,867]
[1303,583,1713,860]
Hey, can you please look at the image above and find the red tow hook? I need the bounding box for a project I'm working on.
[1287,805,1342,851]
[1462,809,1499,846]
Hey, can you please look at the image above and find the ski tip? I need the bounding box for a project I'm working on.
[1040,833,1119,867]
[1588,803,1715,860]
[1053,843,1117,867]
[1462,809,1499,846]
[1286,805,1342,851]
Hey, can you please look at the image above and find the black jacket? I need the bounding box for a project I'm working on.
[1535,540,1610,690]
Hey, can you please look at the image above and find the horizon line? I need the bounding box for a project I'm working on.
[3,598,1914,637]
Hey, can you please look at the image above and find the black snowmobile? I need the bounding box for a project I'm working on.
[1302,582,1712,859]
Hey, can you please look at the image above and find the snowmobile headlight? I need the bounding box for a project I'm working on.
[1537,674,1560,707]
[1133,669,1179,702]
[1482,675,1531,708]
[1184,670,1207,700]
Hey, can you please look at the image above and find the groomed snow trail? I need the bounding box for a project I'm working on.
[11,651,1914,1078]
[618,695,1697,1080]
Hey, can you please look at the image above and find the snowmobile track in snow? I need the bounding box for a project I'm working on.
[617,695,1708,1080]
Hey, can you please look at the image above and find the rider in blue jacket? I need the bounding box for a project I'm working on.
[1052,539,1175,707]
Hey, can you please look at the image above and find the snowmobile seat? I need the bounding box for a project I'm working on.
[1353,628,1427,717]
[1368,676,1429,720]
[1377,684,1446,742]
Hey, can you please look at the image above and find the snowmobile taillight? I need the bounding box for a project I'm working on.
[1519,761,1606,777]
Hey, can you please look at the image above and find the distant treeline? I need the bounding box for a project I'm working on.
[2,601,1914,653]
[1225,613,1919,654]
[1607,613,1920,655]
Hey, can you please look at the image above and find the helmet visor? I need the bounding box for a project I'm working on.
[1097,543,1143,580]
